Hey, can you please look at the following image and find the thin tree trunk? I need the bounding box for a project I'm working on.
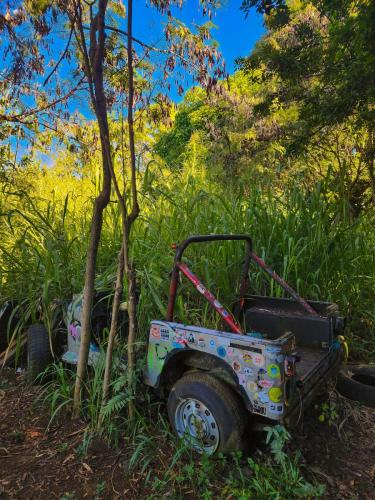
[73,0,112,416]
[98,0,139,421]
[368,129,375,206]
[99,244,125,426]
[124,0,139,420]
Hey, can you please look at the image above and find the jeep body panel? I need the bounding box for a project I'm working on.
[144,320,294,420]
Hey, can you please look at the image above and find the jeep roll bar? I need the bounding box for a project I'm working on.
[166,234,317,335]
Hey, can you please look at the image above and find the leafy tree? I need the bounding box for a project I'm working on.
[238,0,375,205]
[0,0,226,415]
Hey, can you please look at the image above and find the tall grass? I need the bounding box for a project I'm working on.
[1,164,374,360]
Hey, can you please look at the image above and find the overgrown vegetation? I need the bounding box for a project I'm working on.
[1,0,374,497]
[2,168,374,360]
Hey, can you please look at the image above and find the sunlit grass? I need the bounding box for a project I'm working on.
[0,164,374,360]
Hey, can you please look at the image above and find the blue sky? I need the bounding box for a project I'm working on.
[134,1,265,76]
[49,2,265,116]
[1,1,265,161]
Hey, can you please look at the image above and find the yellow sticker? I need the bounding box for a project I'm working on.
[243,353,252,363]
[269,387,283,403]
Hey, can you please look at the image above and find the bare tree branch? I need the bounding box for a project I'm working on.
[0,77,85,123]
[43,24,74,86]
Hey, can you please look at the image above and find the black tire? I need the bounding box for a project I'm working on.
[336,364,375,408]
[27,324,51,384]
[167,372,248,455]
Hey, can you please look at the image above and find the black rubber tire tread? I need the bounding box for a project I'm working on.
[27,324,51,384]
[167,371,248,454]
[336,364,375,408]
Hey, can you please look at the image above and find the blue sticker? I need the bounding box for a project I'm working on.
[209,339,216,349]
[258,391,270,404]
[257,368,267,380]
[265,346,279,353]
[244,367,254,376]
[172,342,185,349]
[217,346,227,358]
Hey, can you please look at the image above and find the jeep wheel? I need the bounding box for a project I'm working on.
[167,372,248,455]
[27,324,51,384]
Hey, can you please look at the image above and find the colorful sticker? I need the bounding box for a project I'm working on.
[227,347,234,357]
[257,391,270,404]
[258,379,273,389]
[269,387,283,403]
[217,346,226,358]
[269,403,284,415]
[174,330,185,341]
[198,337,206,348]
[276,354,284,363]
[238,374,246,386]
[213,300,223,309]
[209,339,216,349]
[160,328,170,341]
[247,381,258,392]
[243,353,252,363]
[244,367,254,376]
[174,331,187,346]
[252,402,267,416]
[232,360,241,372]
[151,325,160,339]
[155,344,168,360]
[197,284,206,294]
[257,368,266,380]
[253,353,265,367]
[187,333,195,344]
[267,364,281,379]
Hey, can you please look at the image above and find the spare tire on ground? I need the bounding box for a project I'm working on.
[27,324,52,384]
[336,364,375,408]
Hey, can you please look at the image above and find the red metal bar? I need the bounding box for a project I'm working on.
[249,251,318,316]
[177,262,243,334]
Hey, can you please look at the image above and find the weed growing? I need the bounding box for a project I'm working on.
[36,360,325,498]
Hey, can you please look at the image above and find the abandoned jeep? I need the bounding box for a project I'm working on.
[142,235,346,454]
[27,234,349,454]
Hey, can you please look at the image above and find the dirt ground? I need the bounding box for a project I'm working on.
[0,369,374,499]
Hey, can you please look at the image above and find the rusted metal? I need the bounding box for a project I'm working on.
[166,235,253,332]
[249,251,318,316]
[177,262,243,334]
[165,234,318,335]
